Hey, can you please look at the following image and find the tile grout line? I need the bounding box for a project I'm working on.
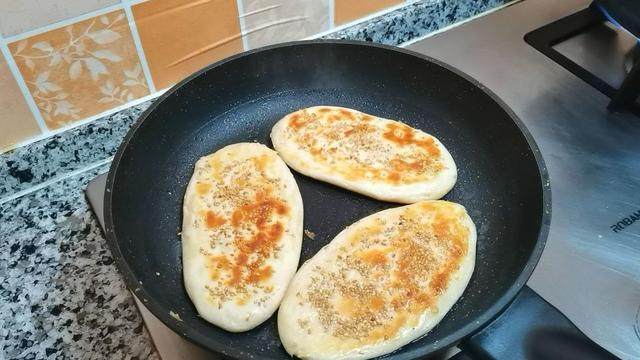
[328,0,335,29]
[236,0,251,51]
[0,157,113,205]
[0,36,50,134]
[2,3,126,43]
[0,90,166,155]
[122,0,157,93]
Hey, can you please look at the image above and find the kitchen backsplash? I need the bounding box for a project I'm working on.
[0,0,407,152]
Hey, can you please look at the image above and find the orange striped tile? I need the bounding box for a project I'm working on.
[132,0,243,90]
[9,10,150,130]
[0,54,41,150]
[334,0,403,26]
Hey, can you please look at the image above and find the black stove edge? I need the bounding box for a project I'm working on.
[524,4,640,116]
[456,287,617,360]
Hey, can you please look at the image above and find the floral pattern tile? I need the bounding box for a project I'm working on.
[9,10,149,130]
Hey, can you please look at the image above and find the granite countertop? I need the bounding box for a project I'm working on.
[0,1,510,358]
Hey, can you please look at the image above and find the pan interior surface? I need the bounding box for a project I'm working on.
[107,42,545,359]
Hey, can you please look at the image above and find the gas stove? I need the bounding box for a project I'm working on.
[408,0,640,357]
[87,0,640,358]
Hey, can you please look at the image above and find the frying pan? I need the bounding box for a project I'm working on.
[103,41,605,359]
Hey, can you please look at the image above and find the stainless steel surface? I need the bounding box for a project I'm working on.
[408,0,640,358]
[86,175,107,229]
[554,21,637,89]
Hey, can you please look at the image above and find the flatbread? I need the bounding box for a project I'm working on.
[181,143,303,332]
[278,200,476,359]
[271,106,457,203]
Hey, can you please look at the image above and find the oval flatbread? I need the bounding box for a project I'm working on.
[271,106,457,203]
[278,200,476,359]
[181,143,303,332]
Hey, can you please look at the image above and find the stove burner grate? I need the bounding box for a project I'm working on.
[525,3,640,115]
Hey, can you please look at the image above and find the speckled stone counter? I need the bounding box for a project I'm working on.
[0,1,511,358]
[0,164,158,360]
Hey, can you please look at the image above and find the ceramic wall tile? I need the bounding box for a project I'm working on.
[241,0,330,49]
[0,0,119,36]
[132,0,243,90]
[334,0,403,25]
[8,10,150,130]
[0,54,41,150]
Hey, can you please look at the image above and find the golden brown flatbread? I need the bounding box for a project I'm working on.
[182,143,303,332]
[278,200,476,359]
[271,106,457,203]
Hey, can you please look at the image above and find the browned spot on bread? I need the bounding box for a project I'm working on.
[337,296,357,315]
[196,182,211,195]
[208,256,231,281]
[236,294,250,305]
[210,269,220,280]
[368,296,385,312]
[252,154,271,172]
[338,109,355,121]
[247,265,273,284]
[231,193,288,228]
[389,158,425,171]
[420,202,437,212]
[359,249,388,266]
[387,172,401,183]
[209,158,222,180]
[227,252,248,286]
[431,213,451,239]
[383,123,441,157]
[309,147,322,156]
[204,210,225,228]
[288,113,306,130]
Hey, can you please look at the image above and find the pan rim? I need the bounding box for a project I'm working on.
[104,39,551,359]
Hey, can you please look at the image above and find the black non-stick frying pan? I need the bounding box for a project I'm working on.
[104,41,611,359]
